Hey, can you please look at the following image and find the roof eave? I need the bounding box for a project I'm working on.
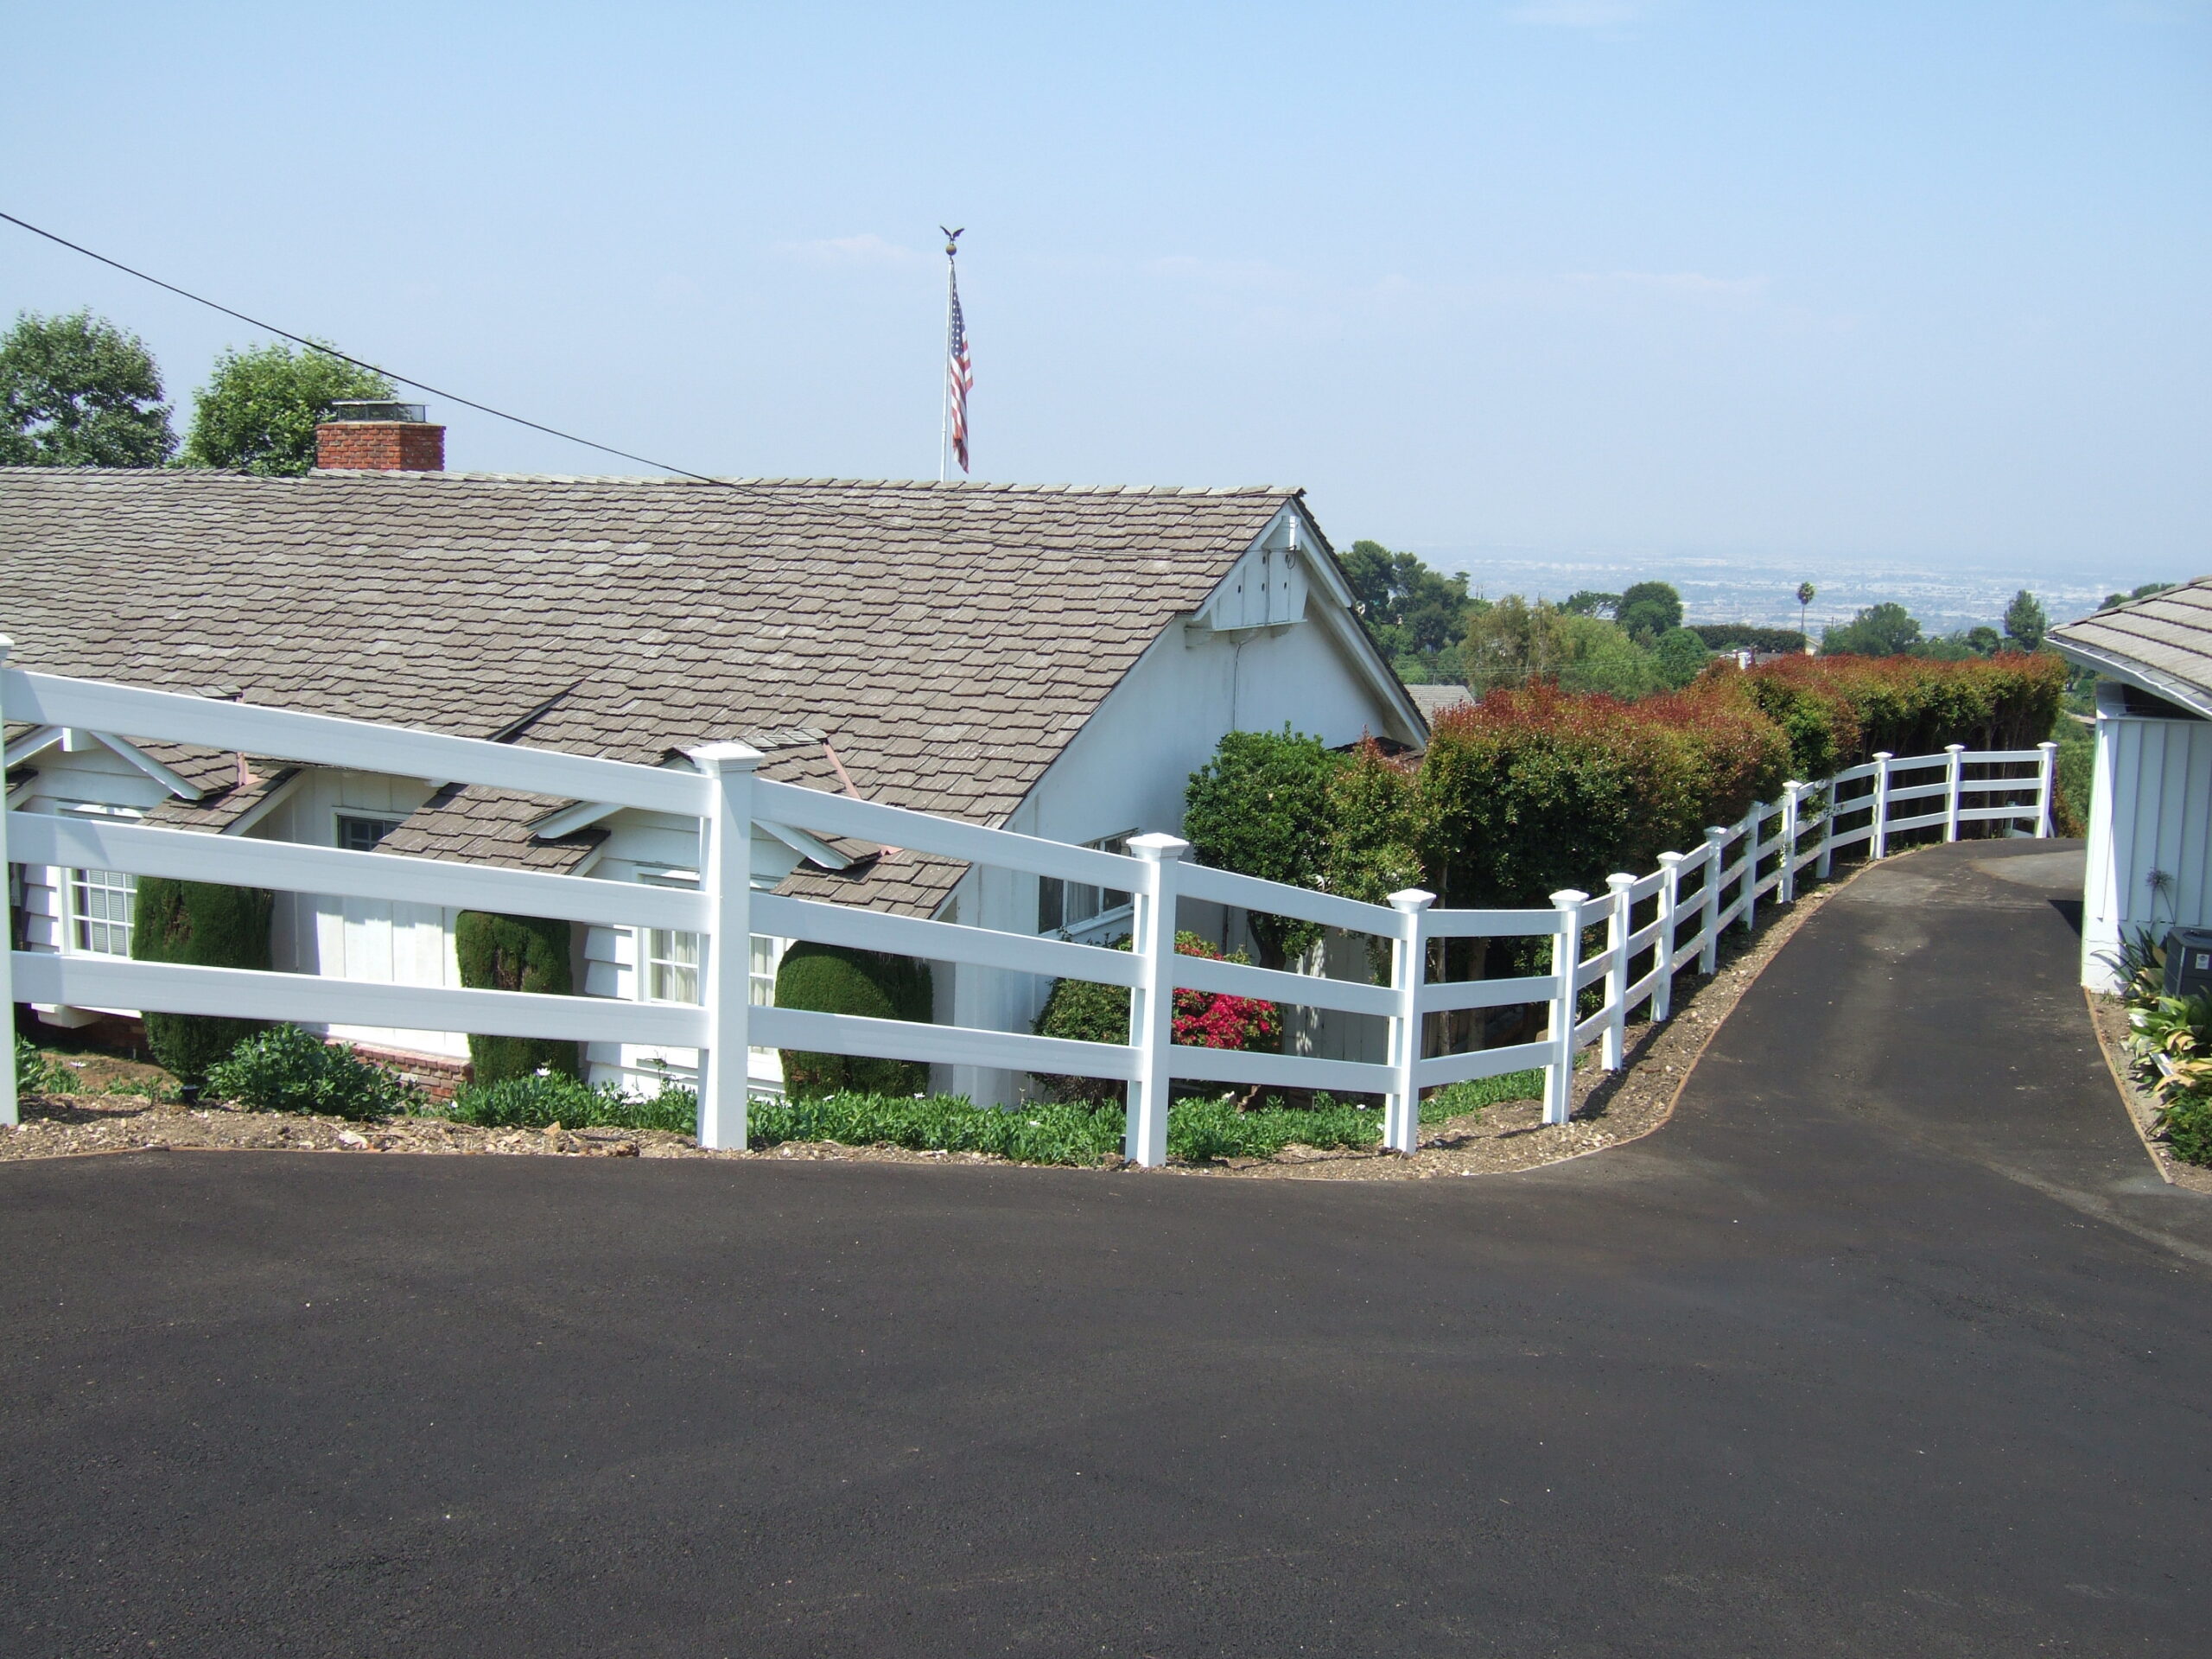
[2050,634,2212,721]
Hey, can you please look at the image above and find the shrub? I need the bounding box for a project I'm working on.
[439,1070,698,1134]
[130,877,274,1082]
[1735,652,2064,779]
[750,1091,1124,1163]
[774,943,934,1101]
[205,1024,421,1120]
[454,912,581,1084]
[1165,1095,1379,1160]
[1184,728,1348,966]
[12,1035,69,1096]
[1031,933,1282,1105]
[2159,1093,2212,1166]
[2054,715,2094,837]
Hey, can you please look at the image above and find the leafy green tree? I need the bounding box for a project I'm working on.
[1339,540,1478,677]
[1821,602,1923,658]
[0,309,175,467]
[1965,625,2001,656]
[2001,589,2049,652]
[181,340,395,475]
[1183,728,1347,968]
[1652,626,1714,688]
[1560,590,1620,618]
[1614,581,1684,642]
[1690,625,1808,653]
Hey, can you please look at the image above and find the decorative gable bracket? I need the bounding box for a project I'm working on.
[1185,508,1311,640]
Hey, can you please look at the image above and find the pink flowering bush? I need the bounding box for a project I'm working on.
[1031,931,1281,1104]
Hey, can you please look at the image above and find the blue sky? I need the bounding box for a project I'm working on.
[5,2,2207,578]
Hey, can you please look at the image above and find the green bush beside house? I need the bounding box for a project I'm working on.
[773,943,934,1100]
[129,877,274,1083]
[454,912,582,1084]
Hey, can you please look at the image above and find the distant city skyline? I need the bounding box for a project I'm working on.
[4,2,2205,574]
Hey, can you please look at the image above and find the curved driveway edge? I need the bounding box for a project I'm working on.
[2,840,2207,1656]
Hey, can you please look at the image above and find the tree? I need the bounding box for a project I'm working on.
[2101,581,2173,609]
[1965,625,2001,656]
[1560,590,1620,618]
[1183,728,1348,968]
[181,340,395,475]
[1796,582,1815,639]
[0,309,175,467]
[1338,540,1478,677]
[2001,589,2049,653]
[1653,626,1715,689]
[1821,602,1923,658]
[1614,581,1684,642]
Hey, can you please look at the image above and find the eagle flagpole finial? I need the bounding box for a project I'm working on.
[942,226,963,258]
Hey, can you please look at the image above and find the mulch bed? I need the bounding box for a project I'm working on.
[5,870,1853,1179]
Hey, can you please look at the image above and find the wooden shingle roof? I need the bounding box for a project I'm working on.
[2050,579,2212,720]
[0,468,1311,913]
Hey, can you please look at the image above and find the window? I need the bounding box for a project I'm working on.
[1038,832,1135,934]
[750,934,780,1006]
[645,929,701,1004]
[70,868,136,957]
[337,814,405,853]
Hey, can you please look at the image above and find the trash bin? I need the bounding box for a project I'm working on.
[2162,926,2212,998]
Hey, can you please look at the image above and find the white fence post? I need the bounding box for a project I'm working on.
[1386,888,1435,1154]
[1740,801,1761,933]
[2037,740,2059,837]
[0,637,13,1128]
[1652,852,1685,1022]
[1601,873,1633,1071]
[1778,782,1802,903]
[1545,889,1586,1127]
[1125,833,1189,1167]
[1816,779,1836,880]
[690,743,763,1151]
[1943,743,1965,842]
[1700,828,1729,973]
[1871,752,1893,858]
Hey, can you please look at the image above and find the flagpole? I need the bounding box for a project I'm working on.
[938,228,960,483]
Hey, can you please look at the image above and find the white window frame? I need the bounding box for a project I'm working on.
[334,810,406,853]
[1038,831,1137,937]
[642,927,702,1006]
[67,865,137,957]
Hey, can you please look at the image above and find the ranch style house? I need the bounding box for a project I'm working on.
[2,417,1424,1105]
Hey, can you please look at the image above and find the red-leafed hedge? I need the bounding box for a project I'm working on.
[1321,653,2064,915]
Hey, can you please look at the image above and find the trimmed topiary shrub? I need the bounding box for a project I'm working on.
[206,1023,421,1120]
[774,943,934,1101]
[454,912,581,1084]
[130,877,274,1083]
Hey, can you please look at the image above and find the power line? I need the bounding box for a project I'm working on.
[0,209,729,485]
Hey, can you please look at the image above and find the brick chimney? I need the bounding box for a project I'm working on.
[315,400,445,472]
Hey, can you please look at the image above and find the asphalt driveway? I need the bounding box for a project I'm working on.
[3,839,2207,1656]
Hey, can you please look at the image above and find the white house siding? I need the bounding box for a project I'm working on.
[940,583,1417,1106]
[8,737,176,1025]
[236,769,467,1058]
[2082,701,2212,991]
[576,808,800,1096]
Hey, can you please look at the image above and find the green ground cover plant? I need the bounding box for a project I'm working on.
[12,1036,70,1095]
[2116,939,2212,1167]
[205,1025,421,1120]
[1418,1068,1544,1124]
[432,1071,699,1133]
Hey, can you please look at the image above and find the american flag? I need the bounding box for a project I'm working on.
[946,266,973,474]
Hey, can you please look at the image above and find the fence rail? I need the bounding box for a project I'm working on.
[1,654,2058,1162]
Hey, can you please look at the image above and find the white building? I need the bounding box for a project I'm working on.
[3,421,1424,1102]
[2050,579,2212,992]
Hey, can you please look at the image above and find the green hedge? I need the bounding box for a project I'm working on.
[130,877,274,1082]
[454,912,580,1084]
[774,943,933,1100]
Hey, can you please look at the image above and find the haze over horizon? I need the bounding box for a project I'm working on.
[5,2,2205,588]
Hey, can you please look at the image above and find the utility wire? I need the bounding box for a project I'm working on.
[0,209,728,485]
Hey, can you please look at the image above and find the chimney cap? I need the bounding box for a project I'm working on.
[325,398,428,424]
